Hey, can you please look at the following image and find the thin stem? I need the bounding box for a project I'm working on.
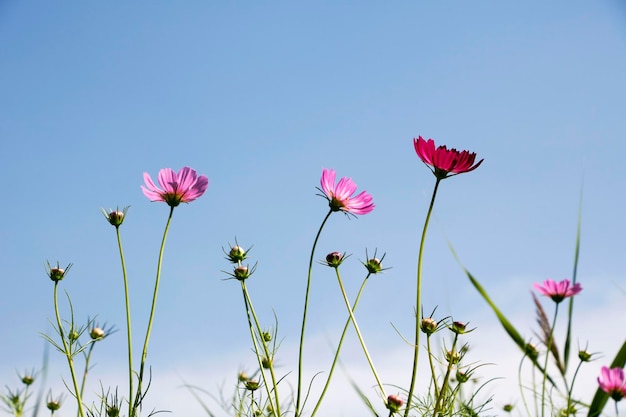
[53,283,86,417]
[310,273,371,417]
[540,303,560,417]
[241,281,281,417]
[426,335,439,399]
[79,343,95,405]
[404,178,441,417]
[115,226,134,417]
[295,210,332,417]
[518,355,532,417]
[335,268,387,398]
[135,206,174,415]
[432,334,459,417]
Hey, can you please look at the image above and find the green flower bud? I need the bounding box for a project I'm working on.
[234,265,249,280]
[503,404,514,413]
[244,380,259,391]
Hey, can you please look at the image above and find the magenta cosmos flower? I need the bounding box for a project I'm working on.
[141,167,209,207]
[413,136,483,180]
[598,366,626,401]
[319,168,374,215]
[533,279,582,303]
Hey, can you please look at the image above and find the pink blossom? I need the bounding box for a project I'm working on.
[533,279,582,303]
[141,167,208,207]
[319,168,374,215]
[413,136,483,179]
[598,366,626,402]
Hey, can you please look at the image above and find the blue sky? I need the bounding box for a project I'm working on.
[1,1,626,416]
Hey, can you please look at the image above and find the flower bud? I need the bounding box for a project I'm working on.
[21,375,35,386]
[386,394,404,413]
[261,356,272,369]
[325,252,343,268]
[68,329,80,342]
[420,317,438,335]
[238,372,249,383]
[47,400,61,411]
[228,245,247,263]
[364,257,382,273]
[244,380,259,391]
[578,350,592,362]
[450,321,467,334]
[445,350,461,364]
[101,207,128,227]
[456,369,470,383]
[46,262,72,282]
[503,404,514,413]
[234,265,249,280]
[107,405,120,417]
[262,331,272,342]
[90,327,105,340]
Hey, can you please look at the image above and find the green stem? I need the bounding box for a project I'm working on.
[241,281,281,417]
[53,283,86,417]
[335,268,387,399]
[79,342,95,406]
[540,304,560,417]
[518,354,532,417]
[135,206,174,415]
[295,210,332,417]
[310,273,371,417]
[426,335,439,399]
[404,178,441,417]
[115,226,134,417]
[432,333,459,417]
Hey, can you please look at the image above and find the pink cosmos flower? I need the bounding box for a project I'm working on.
[319,168,374,215]
[413,136,483,179]
[598,366,626,402]
[533,279,582,303]
[141,167,209,207]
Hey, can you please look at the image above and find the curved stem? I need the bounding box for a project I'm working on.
[135,206,174,414]
[404,178,441,417]
[311,273,371,417]
[241,281,281,417]
[115,226,134,417]
[335,268,386,398]
[518,354,532,417]
[53,283,86,417]
[295,210,332,417]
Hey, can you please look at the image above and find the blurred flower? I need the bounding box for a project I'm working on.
[534,279,582,303]
[244,380,259,391]
[101,206,129,227]
[413,136,483,180]
[386,394,404,413]
[90,327,105,340]
[46,392,63,411]
[598,366,626,401]
[141,166,208,207]
[45,261,72,282]
[319,168,374,215]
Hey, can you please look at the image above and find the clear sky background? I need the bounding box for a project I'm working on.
[1,1,625,416]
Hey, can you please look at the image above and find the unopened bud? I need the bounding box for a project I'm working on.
[244,380,259,391]
[450,321,467,334]
[234,265,249,280]
[386,394,404,413]
[228,245,247,263]
[90,327,105,340]
[578,350,592,362]
[325,252,343,268]
[420,317,438,335]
